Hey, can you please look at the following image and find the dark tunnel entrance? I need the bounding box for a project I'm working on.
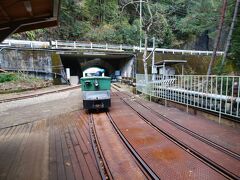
[61,56,82,77]
[59,52,135,84]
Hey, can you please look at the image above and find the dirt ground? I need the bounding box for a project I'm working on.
[0,88,82,129]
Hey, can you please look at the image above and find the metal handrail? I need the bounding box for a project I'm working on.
[136,74,240,120]
[0,39,224,55]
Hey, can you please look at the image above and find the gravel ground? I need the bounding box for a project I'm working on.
[0,88,83,129]
[0,85,71,100]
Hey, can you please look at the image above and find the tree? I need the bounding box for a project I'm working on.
[220,0,240,72]
[129,1,175,80]
[227,1,240,74]
[207,0,228,75]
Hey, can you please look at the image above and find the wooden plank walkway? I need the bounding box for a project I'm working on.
[0,110,101,180]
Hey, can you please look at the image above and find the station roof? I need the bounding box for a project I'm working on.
[0,0,60,42]
[155,60,187,67]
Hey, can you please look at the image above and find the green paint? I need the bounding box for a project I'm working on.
[80,77,111,91]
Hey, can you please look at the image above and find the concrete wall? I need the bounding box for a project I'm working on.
[136,52,222,75]
[0,49,52,78]
[0,49,136,84]
[0,48,222,84]
[120,56,135,78]
[0,49,67,84]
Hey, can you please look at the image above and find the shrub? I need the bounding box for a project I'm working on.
[0,73,17,83]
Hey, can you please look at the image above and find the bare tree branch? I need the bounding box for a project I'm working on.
[121,1,146,13]
[146,0,153,32]
[146,47,157,60]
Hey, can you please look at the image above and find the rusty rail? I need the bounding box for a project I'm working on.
[89,114,112,180]
[113,84,240,160]
[106,112,159,180]
[119,95,239,179]
[111,86,239,179]
[135,99,240,161]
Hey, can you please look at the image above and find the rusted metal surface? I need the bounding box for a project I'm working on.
[92,112,147,179]
[106,112,159,179]
[136,97,240,160]
[140,98,240,154]
[113,85,240,155]
[121,96,240,179]
[109,95,227,179]
[90,114,113,180]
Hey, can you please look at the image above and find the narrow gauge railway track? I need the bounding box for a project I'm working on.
[111,88,239,179]
[135,99,240,161]
[89,112,158,180]
[113,86,240,161]
[0,85,80,103]
[106,112,159,179]
[104,95,229,179]
[89,114,112,180]
[113,87,240,160]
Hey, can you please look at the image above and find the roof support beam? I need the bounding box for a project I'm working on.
[0,5,10,21]
[24,1,33,16]
[53,0,60,17]
[0,16,51,29]
[0,0,60,42]
[0,26,19,42]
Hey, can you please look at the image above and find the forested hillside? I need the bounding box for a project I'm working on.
[11,0,240,72]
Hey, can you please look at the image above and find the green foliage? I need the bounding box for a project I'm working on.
[148,3,175,47]
[173,0,221,46]
[177,1,220,34]
[84,0,119,24]
[0,72,45,83]
[8,0,239,74]
[227,2,240,73]
[83,20,139,45]
[9,0,223,47]
[113,20,140,45]
[85,24,116,43]
[0,73,17,83]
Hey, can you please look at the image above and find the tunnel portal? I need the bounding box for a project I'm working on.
[59,51,135,84]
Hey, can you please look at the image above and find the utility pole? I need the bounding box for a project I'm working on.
[140,0,142,52]
[152,37,157,80]
[207,0,228,75]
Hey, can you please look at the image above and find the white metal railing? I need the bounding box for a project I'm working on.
[1,39,50,48]
[136,74,240,120]
[51,40,126,52]
[0,39,224,55]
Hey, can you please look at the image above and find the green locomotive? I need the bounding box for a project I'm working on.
[80,76,111,110]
